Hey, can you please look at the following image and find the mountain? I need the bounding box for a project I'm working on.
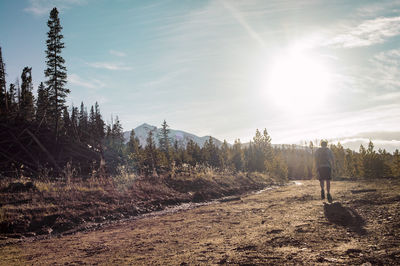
[123,123,224,148]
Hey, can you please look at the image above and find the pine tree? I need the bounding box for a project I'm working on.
[78,102,88,142]
[331,142,345,178]
[0,46,7,116]
[265,149,288,180]
[144,130,158,173]
[186,139,201,166]
[70,105,79,139]
[103,116,125,173]
[19,67,35,121]
[111,116,124,146]
[15,78,21,108]
[249,129,273,172]
[158,120,171,165]
[36,82,49,124]
[44,7,68,138]
[231,139,244,171]
[6,83,17,117]
[89,105,96,145]
[202,137,221,168]
[126,129,142,171]
[94,102,105,145]
[392,149,400,177]
[220,140,230,169]
[61,107,70,136]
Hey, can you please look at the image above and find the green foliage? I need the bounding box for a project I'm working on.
[158,120,172,167]
[265,150,288,181]
[246,129,273,172]
[19,67,35,121]
[6,83,17,116]
[45,7,69,137]
[144,130,159,173]
[0,46,6,116]
[392,149,400,177]
[103,116,125,174]
[126,129,142,172]
[231,139,244,171]
[202,136,222,168]
[36,82,49,123]
[1,7,397,182]
[358,141,386,178]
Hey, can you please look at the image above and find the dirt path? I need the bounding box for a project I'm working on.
[1,179,399,265]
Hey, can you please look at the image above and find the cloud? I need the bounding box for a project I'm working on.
[356,1,400,18]
[363,49,400,93]
[333,131,400,153]
[326,16,400,48]
[87,62,132,71]
[24,0,87,16]
[109,50,127,57]
[68,73,105,89]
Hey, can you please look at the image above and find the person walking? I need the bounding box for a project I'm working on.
[315,140,334,203]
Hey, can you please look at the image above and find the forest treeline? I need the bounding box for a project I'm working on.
[0,8,399,180]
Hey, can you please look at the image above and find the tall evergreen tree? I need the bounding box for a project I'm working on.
[231,139,244,171]
[144,130,158,172]
[6,83,17,116]
[202,137,221,168]
[94,102,105,145]
[19,67,35,121]
[103,116,125,173]
[158,120,171,165]
[36,82,49,124]
[89,105,96,145]
[61,107,70,136]
[220,140,230,169]
[69,105,79,139]
[126,129,142,170]
[78,102,88,142]
[44,7,68,138]
[111,116,124,145]
[392,149,400,177]
[186,139,201,166]
[0,46,7,115]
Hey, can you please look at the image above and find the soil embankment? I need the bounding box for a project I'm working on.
[0,172,275,238]
[1,179,399,265]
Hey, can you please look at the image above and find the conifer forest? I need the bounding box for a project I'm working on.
[0,5,399,265]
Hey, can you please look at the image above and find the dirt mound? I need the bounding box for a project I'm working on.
[0,172,275,238]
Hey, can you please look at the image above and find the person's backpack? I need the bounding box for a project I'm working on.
[317,148,329,166]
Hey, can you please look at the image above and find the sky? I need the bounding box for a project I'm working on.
[1,0,400,152]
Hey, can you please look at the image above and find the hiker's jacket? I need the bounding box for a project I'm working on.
[315,147,334,168]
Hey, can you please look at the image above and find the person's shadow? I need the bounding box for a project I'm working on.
[323,202,366,235]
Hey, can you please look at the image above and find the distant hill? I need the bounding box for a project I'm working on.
[123,123,224,148]
[124,124,317,150]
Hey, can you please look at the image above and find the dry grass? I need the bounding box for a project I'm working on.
[0,171,276,238]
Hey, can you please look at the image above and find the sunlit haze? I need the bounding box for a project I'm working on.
[266,48,331,113]
[1,0,400,152]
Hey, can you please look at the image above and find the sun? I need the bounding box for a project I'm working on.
[266,51,331,113]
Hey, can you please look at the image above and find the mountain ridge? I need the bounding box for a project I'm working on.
[123,123,224,148]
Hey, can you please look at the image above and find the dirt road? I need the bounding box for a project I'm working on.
[1,179,399,265]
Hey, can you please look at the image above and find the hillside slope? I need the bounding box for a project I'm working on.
[123,123,224,148]
[1,179,399,265]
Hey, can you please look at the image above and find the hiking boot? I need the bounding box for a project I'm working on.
[321,189,325,200]
[327,193,333,203]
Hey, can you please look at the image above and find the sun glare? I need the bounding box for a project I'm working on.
[266,50,331,113]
